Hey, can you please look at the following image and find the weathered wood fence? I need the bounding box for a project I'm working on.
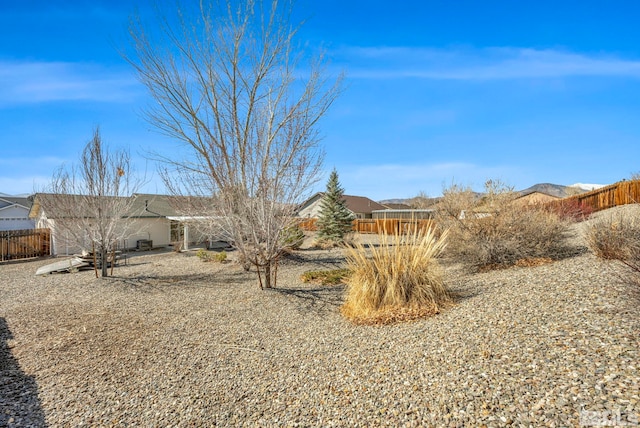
[297,218,435,235]
[546,180,640,214]
[0,229,51,262]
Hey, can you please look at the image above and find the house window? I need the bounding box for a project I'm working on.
[170,220,183,243]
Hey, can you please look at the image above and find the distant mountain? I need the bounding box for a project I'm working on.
[378,198,409,205]
[378,182,608,207]
[379,196,442,209]
[517,183,582,198]
[569,183,607,192]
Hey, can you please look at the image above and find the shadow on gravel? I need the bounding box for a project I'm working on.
[0,318,47,427]
[112,269,251,291]
[281,252,345,269]
[555,245,590,261]
[271,286,345,315]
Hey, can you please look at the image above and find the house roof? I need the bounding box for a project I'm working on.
[342,194,387,214]
[0,196,31,210]
[130,194,179,217]
[298,192,386,215]
[29,193,181,219]
[515,190,561,200]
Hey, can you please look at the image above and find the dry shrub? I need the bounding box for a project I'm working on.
[546,198,594,222]
[341,227,452,325]
[196,248,212,262]
[437,180,573,271]
[514,257,554,267]
[301,268,351,285]
[586,206,640,288]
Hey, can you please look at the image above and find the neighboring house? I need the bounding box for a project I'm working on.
[297,193,387,219]
[371,209,435,220]
[0,196,35,231]
[29,193,208,256]
[381,203,412,210]
[514,191,561,206]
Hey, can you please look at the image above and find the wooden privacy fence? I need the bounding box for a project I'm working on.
[297,218,318,231]
[354,219,436,234]
[546,180,640,214]
[0,228,50,262]
[297,218,435,235]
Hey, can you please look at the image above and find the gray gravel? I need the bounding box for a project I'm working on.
[1,232,639,427]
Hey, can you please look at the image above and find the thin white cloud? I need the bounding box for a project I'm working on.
[0,60,141,105]
[338,46,640,80]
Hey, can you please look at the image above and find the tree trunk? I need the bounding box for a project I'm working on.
[261,259,278,289]
[263,263,272,288]
[92,242,98,278]
[101,248,108,277]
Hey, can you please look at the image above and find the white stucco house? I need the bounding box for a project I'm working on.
[29,193,208,256]
[0,195,35,231]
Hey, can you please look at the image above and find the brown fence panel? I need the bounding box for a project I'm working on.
[0,228,50,262]
[353,219,436,235]
[398,219,436,234]
[297,218,318,231]
[546,180,640,214]
[354,219,378,234]
[302,218,437,235]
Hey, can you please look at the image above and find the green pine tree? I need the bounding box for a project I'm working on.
[316,169,355,244]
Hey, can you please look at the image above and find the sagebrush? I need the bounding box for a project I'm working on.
[586,206,640,288]
[436,180,574,270]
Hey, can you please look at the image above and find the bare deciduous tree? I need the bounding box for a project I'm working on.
[409,191,437,209]
[37,128,143,277]
[125,0,342,288]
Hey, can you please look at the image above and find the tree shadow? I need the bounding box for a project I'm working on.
[270,285,345,315]
[280,251,345,270]
[553,244,590,261]
[0,318,47,427]
[111,269,252,292]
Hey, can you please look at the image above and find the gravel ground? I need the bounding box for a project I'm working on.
[1,226,639,427]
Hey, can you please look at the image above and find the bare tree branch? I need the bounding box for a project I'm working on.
[36,128,145,277]
[125,0,342,288]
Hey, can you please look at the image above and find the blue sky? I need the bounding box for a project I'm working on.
[1,1,639,200]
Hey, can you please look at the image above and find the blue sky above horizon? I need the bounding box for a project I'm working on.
[1,0,639,200]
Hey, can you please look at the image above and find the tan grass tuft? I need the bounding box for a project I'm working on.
[341,227,452,325]
[300,268,351,285]
[514,257,554,267]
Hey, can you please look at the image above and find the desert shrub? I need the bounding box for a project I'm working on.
[196,248,212,262]
[301,268,351,285]
[213,250,227,263]
[237,252,252,271]
[341,227,452,325]
[436,180,573,270]
[196,249,227,263]
[546,198,594,222]
[586,206,640,288]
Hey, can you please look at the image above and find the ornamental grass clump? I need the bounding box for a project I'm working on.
[341,227,452,325]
